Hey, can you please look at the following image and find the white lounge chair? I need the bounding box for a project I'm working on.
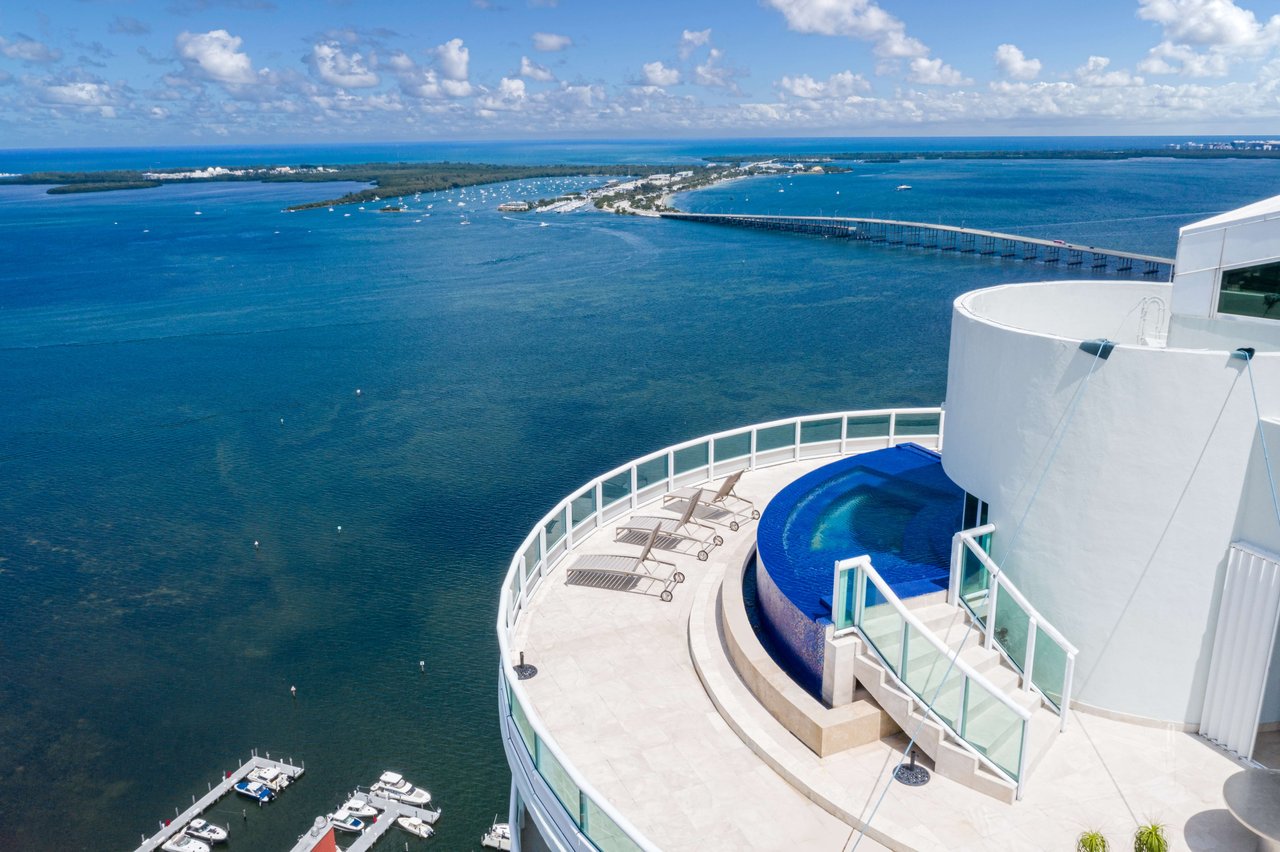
[565,526,686,602]
[663,469,760,531]
[614,489,724,561]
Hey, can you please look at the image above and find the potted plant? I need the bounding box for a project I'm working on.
[1076,829,1109,852]
[1133,822,1168,852]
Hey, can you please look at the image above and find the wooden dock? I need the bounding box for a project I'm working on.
[289,792,442,852]
[133,751,304,852]
[660,212,1176,280]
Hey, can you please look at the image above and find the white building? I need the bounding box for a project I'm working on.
[495,197,1280,851]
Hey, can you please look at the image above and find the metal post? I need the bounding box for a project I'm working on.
[888,411,897,447]
[900,620,910,674]
[1016,721,1029,800]
[629,466,638,508]
[749,428,758,469]
[984,576,999,650]
[793,420,801,461]
[959,678,970,738]
[1060,654,1076,732]
[1023,618,1037,690]
[948,532,963,606]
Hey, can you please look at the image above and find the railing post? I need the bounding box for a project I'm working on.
[1016,721,1029,800]
[1061,654,1076,732]
[937,408,946,452]
[959,678,970,738]
[900,620,910,673]
[1023,618,1037,690]
[630,465,638,509]
[793,420,801,460]
[853,563,866,626]
[948,532,963,606]
[667,450,675,490]
[565,506,574,551]
[595,481,604,518]
[984,576,999,650]
[749,428,758,470]
[841,415,849,455]
[888,411,897,446]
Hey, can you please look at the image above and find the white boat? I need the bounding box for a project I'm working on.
[340,796,379,819]
[162,835,210,852]
[371,770,432,806]
[183,819,228,844]
[327,808,365,833]
[247,765,291,791]
[481,819,512,850]
[233,780,275,803]
[896,184,912,191]
[396,816,435,839]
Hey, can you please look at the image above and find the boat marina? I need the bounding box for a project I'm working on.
[132,752,304,852]
[288,785,442,852]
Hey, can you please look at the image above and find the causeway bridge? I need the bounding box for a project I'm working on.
[660,212,1176,279]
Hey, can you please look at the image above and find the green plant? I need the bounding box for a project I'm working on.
[1076,830,1109,852]
[1133,822,1168,852]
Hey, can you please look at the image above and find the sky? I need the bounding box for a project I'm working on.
[1,0,1279,147]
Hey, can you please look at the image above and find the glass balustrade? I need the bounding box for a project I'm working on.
[1030,626,1067,709]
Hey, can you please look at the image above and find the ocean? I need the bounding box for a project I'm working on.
[1,141,1278,850]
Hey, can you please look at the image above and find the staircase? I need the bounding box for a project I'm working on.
[849,591,1062,802]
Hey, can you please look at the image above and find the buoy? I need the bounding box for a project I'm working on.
[254,540,259,549]
[355,388,362,395]
[337,526,342,533]
[290,685,297,697]
[419,660,425,672]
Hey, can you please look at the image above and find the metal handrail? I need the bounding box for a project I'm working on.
[496,407,943,850]
[839,554,1031,796]
[952,525,1078,730]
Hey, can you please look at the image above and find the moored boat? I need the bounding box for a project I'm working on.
[396,816,435,839]
[162,835,210,852]
[327,808,365,833]
[340,796,379,819]
[247,765,291,791]
[481,818,512,850]
[233,780,275,803]
[183,818,228,844]
[371,770,431,806]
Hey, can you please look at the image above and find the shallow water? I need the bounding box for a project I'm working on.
[1,144,1277,849]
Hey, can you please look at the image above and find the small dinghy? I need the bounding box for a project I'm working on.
[481,819,512,850]
[327,808,365,833]
[233,780,275,803]
[162,835,210,852]
[340,796,379,820]
[371,771,431,806]
[396,816,434,839]
[183,819,228,844]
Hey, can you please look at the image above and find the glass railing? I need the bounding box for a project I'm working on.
[835,556,1031,786]
[497,408,944,850]
[950,525,1078,726]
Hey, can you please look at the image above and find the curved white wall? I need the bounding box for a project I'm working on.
[943,280,1280,724]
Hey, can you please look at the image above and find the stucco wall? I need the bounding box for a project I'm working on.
[943,282,1280,724]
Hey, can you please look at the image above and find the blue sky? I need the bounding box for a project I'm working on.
[1,0,1278,146]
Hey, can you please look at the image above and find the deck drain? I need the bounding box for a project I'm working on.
[514,652,538,680]
[893,750,930,787]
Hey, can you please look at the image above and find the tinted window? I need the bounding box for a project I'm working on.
[1218,260,1280,319]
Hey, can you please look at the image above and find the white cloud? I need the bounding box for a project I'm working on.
[909,57,971,86]
[643,60,681,86]
[1076,55,1144,87]
[311,42,379,88]
[434,38,469,81]
[520,55,554,81]
[0,35,62,64]
[176,30,257,86]
[1137,0,1280,49]
[1139,40,1231,75]
[40,80,112,106]
[679,28,712,59]
[777,69,869,98]
[765,0,927,59]
[694,47,736,89]
[478,76,527,111]
[994,44,1041,80]
[387,52,415,73]
[532,32,572,52]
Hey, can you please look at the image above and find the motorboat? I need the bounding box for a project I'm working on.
[162,835,210,852]
[183,819,228,844]
[396,816,435,839]
[896,184,912,191]
[233,780,275,803]
[327,809,365,833]
[371,770,432,806]
[340,796,379,820]
[481,819,512,850]
[247,766,291,791]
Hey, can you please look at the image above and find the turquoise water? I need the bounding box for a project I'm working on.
[2,143,1280,850]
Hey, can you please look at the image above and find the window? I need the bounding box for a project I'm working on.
[1217,260,1280,319]
[963,492,989,529]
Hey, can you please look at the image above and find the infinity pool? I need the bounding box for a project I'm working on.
[755,444,964,695]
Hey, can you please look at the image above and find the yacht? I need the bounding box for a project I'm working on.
[896,184,912,191]
[495,195,1280,850]
[162,835,210,852]
[182,819,228,844]
[246,765,290,792]
[396,815,435,839]
[232,780,274,803]
[339,796,379,820]
[371,771,432,806]
[480,819,512,850]
[327,809,365,833]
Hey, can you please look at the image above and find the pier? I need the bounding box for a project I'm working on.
[660,212,1176,279]
[133,751,305,852]
[289,792,442,852]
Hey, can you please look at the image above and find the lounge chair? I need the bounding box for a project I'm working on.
[662,469,760,531]
[565,526,686,602]
[614,489,724,561]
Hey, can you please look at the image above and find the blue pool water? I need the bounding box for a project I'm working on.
[755,444,964,693]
